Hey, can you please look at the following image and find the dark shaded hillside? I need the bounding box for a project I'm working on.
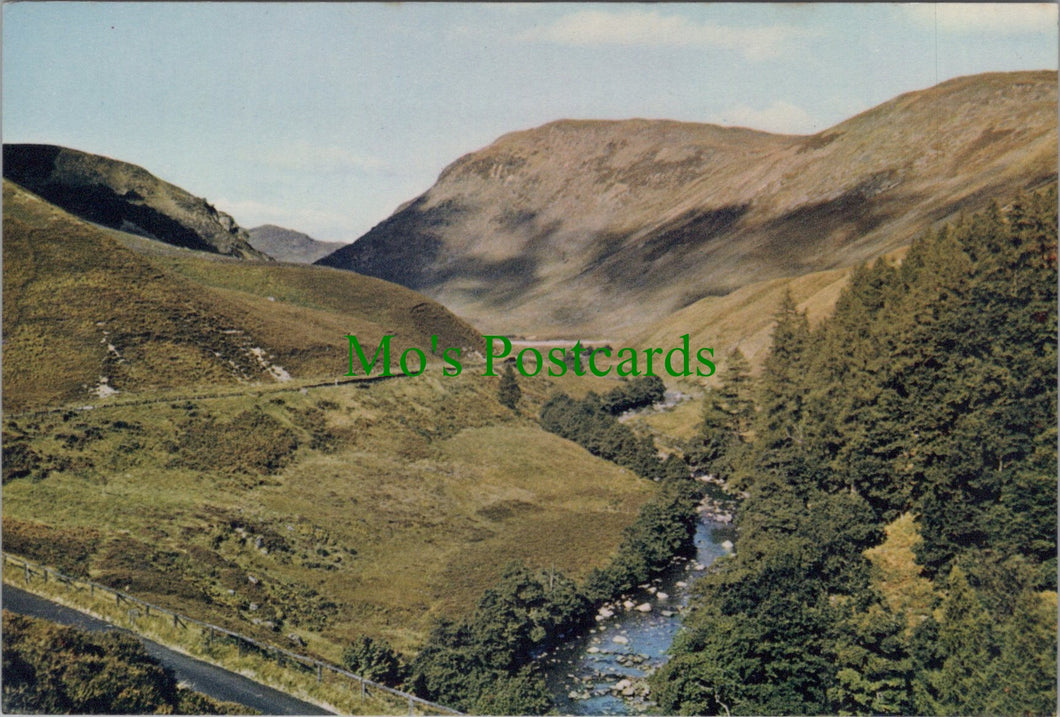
[320,71,1057,338]
[3,144,269,260]
[2,180,481,411]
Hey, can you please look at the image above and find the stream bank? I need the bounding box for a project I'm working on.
[542,515,732,715]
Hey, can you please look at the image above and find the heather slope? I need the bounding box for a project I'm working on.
[3,143,269,260]
[2,180,481,412]
[320,71,1057,338]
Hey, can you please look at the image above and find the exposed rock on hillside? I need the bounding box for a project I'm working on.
[3,144,269,260]
[319,71,1057,337]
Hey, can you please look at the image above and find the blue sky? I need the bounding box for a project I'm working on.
[4,3,1057,243]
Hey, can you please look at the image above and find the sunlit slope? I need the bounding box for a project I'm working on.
[2,180,481,412]
[2,372,652,658]
[630,249,908,377]
[321,71,1057,338]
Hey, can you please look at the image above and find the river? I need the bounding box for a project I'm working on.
[542,517,732,715]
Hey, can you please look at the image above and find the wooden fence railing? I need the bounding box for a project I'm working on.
[2,553,461,716]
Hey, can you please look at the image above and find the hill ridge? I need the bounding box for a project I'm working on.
[318,70,1057,339]
[3,143,269,260]
[248,224,347,264]
[2,179,481,412]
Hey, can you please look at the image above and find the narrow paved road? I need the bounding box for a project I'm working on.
[2,585,332,715]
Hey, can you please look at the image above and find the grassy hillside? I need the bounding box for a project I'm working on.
[2,180,481,413]
[2,178,662,685]
[2,370,652,660]
[3,143,268,259]
[322,71,1056,338]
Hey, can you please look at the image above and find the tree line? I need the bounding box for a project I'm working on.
[539,376,684,482]
[345,376,702,714]
[652,187,1058,715]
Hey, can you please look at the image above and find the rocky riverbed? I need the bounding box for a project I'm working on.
[542,518,733,714]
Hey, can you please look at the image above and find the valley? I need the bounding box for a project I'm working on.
[2,68,1057,715]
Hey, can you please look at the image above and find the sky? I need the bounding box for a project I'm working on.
[3,3,1057,243]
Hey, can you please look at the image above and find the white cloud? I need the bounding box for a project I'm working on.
[519,9,811,61]
[901,3,1057,34]
[709,101,818,135]
[255,141,386,174]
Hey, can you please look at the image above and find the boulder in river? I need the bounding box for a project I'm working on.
[635,603,652,613]
[656,591,669,601]
[612,634,630,645]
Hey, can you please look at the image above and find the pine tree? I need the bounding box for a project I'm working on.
[688,349,754,482]
[749,291,814,490]
[498,363,521,410]
[915,566,995,715]
[719,348,754,434]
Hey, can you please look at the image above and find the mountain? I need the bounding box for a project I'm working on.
[248,224,347,263]
[2,179,481,412]
[318,71,1057,338]
[3,143,269,260]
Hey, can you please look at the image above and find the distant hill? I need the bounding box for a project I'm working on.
[248,224,347,263]
[318,71,1058,338]
[2,180,481,412]
[3,144,269,260]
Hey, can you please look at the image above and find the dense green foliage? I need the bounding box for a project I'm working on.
[410,470,702,714]
[412,392,704,714]
[409,563,588,714]
[686,348,753,482]
[341,635,407,686]
[653,188,1058,715]
[1,610,245,714]
[540,389,687,482]
[498,363,522,410]
[581,477,701,603]
[600,375,667,415]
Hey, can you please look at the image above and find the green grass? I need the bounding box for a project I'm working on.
[2,179,683,701]
[3,564,406,715]
[3,371,652,660]
[2,180,480,413]
[624,397,704,446]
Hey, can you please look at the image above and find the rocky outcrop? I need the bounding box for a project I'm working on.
[3,144,269,260]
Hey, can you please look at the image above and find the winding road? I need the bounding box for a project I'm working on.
[2,585,332,715]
